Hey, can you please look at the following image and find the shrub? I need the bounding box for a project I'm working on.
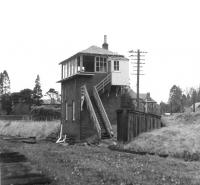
[31,105,61,121]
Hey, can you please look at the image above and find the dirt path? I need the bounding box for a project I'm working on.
[0,137,200,185]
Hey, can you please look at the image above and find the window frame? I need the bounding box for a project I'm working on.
[114,60,119,71]
[95,56,107,72]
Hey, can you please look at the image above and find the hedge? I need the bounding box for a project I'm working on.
[31,105,61,121]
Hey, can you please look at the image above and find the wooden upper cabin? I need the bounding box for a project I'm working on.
[58,36,129,142]
[59,35,129,86]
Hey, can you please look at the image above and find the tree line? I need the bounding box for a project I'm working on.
[160,85,200,114]
[0,71,60,115]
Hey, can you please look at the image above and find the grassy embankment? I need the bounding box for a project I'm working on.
[122,112,200,161]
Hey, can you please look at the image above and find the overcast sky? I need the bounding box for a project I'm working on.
[0,0,200,103]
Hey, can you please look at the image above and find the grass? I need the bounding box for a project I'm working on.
[0,120,60,139]
[121,112,200,161]
[1,139,200,185]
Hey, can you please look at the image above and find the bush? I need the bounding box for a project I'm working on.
[31,105,61,121]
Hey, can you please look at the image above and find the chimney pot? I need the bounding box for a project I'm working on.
[104,35,107,43]
[102,35,108,50]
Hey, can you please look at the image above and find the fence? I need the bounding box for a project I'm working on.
[117,109,162,143]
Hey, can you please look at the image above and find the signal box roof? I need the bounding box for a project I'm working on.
[60,45,125,64]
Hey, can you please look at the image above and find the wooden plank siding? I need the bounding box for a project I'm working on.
[117,109,162,143]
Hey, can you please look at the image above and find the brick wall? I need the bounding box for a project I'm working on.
[61,73,108,140]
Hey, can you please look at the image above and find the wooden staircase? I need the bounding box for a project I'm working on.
[90,96,110,139]
[96,73,111,93]
[81,85,101,139]
[81,73,113,139]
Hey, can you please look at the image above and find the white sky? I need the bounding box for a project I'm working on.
[0,0,200,103]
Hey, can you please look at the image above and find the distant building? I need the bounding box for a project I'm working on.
[58,35,129,141]
[126,89,157,113]
[190,102,200,112]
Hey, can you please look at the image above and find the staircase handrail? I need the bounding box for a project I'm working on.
[96,73,111,92]
[93,86,113,137]
[81,85,101,139]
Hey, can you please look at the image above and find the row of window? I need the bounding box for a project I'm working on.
[62,58,77,79]
[65,101,75,121]
[95,57,107,72]
[95,57,119,72]
[62,57,120,79]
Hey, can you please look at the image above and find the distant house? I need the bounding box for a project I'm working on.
[58,35,129,141]
[126,89,157,113]
[190,102,200,112]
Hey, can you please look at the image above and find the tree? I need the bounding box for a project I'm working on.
[17,88,34,111]
[160,101,170,114]
[186,93,191,107]
[169,85,182,113]
[33,75,43,105]
[0,72,3,95]
[19,89,33,104]
[191,89,197,112]
[46,88,59,104]
[1,94,12,115]
[181,94,187,110]
[0,70,11,94]
[11,92,21,104]
[197,86,200,102]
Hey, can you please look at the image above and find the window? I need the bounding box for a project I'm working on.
[96,57,100,72]
[62,63,67,79]
[62,64,64,79]
[65,101,68,120]
[67,62,69,77]
[95,57,107,72]
[77,56,80,72]
[71,61,74,75]
[114,61,119,71]
[72,101,75,121]
[103,58,107,72]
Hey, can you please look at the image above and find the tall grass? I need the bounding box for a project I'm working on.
[123,112,200,161]
[0,120,60,139]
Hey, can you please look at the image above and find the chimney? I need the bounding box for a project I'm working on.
[102,35,108,50]
[146,92,151,100]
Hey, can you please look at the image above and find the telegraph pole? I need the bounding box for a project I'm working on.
[136,49,140,110]
[129,49,147,110]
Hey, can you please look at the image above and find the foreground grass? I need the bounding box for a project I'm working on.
[0,139,200,185]
[0,120,60,139]
[122,112,200,161]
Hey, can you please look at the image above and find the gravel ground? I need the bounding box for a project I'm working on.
[1,138,200,185]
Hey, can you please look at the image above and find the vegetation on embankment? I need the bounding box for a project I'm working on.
[0,120,60,139]
[119,112,200,161]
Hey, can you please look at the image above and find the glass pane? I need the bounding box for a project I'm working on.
[100,61,103,67]
[96,66,100,71]
[104,62,107,72]
[100,61,103,72]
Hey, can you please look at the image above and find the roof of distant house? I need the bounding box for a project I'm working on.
[127,89,156,103]
[60,45,125,64]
